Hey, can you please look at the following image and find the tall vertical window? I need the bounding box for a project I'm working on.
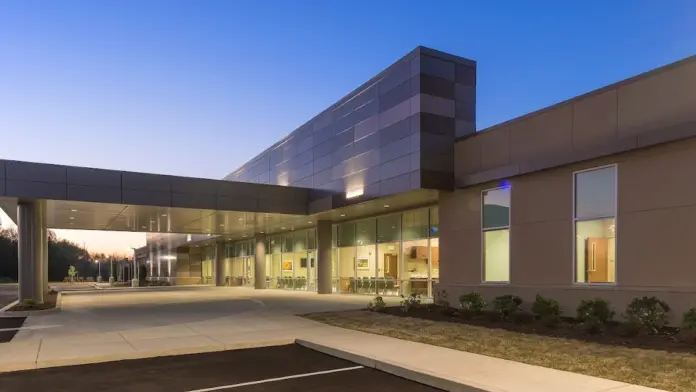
[482,186,511,282]
[574,166,616,283]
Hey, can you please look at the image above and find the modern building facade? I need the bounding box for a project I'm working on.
[3,46,696,317]
[146,46,696,317]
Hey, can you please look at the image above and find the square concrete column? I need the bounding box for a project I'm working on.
[316,220,332,294]
[17,202,38,303]
[42,226,49,293]
[214,241,226,286]
[254,233,266,289]
[32,201,45,302]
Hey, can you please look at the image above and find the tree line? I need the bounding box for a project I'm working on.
[0,228,130,283]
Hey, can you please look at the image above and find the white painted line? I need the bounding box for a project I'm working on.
[185,365,364,392]
[0,324,63,332]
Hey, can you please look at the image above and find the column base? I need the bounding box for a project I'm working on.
[131,278,140,287]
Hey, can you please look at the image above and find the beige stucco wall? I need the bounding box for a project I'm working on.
[455,56,696,183]
[439,137,696,322]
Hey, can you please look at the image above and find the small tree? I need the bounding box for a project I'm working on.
[67,265,77,283]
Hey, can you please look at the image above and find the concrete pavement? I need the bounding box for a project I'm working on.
[0,286,665,392]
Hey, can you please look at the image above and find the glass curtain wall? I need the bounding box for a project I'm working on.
[226,240,255,286]
[332,205,440,297]
[256,229,317,291]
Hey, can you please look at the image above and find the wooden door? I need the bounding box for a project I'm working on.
[383,254,398,279]
[586,238,609,283]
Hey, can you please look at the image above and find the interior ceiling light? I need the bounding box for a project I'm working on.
[161,214,167,217]
[308,221,312,224]
[69,217,75,220]
[383,205,390,208]
[71,209,77,212]
[340,214,346,217]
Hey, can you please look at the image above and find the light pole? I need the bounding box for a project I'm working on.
[94,258,102,283]
[109,256,114,284]
[129,247,139,287]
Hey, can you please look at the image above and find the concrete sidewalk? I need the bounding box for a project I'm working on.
[0,287,665,392]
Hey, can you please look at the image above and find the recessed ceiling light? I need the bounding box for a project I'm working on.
[340,214,346,217]
[238,218,243,221]
[308,221,312,224]
[260,231,264,233]
[281,227,286,230]
[383,205,390,208]
[71,209,77,212]
[161,214,167,217]
[69,217,75,220]
[243,235,247,238]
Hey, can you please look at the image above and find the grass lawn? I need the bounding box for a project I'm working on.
[303,310,696,392]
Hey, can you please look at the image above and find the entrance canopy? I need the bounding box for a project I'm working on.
[0,159,439,239]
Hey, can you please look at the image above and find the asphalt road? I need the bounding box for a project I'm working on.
[0,344,443,392]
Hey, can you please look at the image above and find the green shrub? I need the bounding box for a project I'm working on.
[458,292,486,314]
[577,298,615,333]
[436,290,450,308]
[682,308,696,331]
[492,295,523,321]
[400,293,421,313]
[624,296,670,333]
[531,294,563,326]
[367,296,386,312]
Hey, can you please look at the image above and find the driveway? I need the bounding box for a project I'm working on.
[12,286,378,341]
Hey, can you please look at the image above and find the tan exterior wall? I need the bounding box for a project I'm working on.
[439,137,696,322]
[455,56,696,185]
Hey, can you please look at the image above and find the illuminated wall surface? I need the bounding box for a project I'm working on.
[224,46,476,198]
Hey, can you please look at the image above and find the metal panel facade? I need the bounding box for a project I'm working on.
[224,46,477,197]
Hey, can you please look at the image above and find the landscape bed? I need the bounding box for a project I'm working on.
[303,293,696,392]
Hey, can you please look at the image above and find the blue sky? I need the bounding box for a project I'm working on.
[1,0,694,180]
[0,1,694,253]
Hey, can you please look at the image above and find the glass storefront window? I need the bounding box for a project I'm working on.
[402,239,429,296]
[270,235,282,254]
[294,231,307,252]
[377,215,401,243]
[355,218,376,245]
[337,222,356,247]
[338,246,356,293]
[283,234,293,253]
[403,209,429,240]
[308,229,316,250]
[430,206,439,237]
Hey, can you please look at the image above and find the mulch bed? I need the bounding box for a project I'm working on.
[376,305,696,353]
[8,292,58,312]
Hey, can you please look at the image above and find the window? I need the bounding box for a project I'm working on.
[402,209,429,240]
[574,166,616,283]
[482,186,510,282]
[377,214,401,243]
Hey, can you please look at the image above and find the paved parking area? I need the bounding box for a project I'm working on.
[0,317,25,343]
[0,344,442,392]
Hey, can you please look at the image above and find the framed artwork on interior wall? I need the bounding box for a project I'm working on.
[282,260,293,271]
[357,257,370,270]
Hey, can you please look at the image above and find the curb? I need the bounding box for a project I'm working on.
[0,292,62,318]
[296,339,487,392]
[0,338,296,373]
